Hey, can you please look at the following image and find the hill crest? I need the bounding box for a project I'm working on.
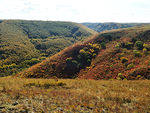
[82,22,149,32]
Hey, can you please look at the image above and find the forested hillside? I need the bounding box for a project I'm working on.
[82,23,146,32]
[19,25,150,80]
[0,20,96,76]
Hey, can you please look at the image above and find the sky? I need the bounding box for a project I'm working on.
[0,0,150,23]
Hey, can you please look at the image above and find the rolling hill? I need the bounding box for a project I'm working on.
[0,20,96,76]
[82,23,146,32]
[18,25,150,80]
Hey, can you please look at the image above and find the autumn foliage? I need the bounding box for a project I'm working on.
[17,25,150,80]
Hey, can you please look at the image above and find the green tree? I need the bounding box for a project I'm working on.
[135,41,143,50]
[100,42,106,49]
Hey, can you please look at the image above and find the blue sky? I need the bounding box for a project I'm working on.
[0,0,150,23]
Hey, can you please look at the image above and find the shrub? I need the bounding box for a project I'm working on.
[66,57,72,63]
[22,58,40,66]
[79,49,92,59]
[89,49,95,53]
[135,41,143,50]
[40,57,46,61]
[136,75,142,79]
[100,42,106,49]
[125,42,133,50]
[79,49,86,56]
[120,57,128,63]
[40,53,48,57]
[133,50,142,57]
[121,42,133,49]
[143,48,148,54]
[66,58,79,68]
[143,43,150,51]
[127,63,134,70]
[89,43,101,52]
[115,43,121,49]
[83,47,89,51]
[117,73,125,80]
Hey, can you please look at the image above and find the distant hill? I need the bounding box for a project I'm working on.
[18,25,150,80]
[0,20,96,76]
[82,23,147,32]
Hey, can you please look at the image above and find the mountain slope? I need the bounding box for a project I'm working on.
[13,20,96,38]
[82,23,146,32]
[0,20,96,76]
[18,25,150,79]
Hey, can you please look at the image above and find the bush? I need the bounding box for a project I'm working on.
[40,57,46,61]
[127,63,134,70]
[135,41,143,50]
[115,43,121,49]
[100,42,106,49]
[120,57,128,63]
[133,50,142,57]
[66,57,72,63]
[79,49,86,56]
[125,42,133,50]
[92,53,97,57]
[66,58,79,68]
[83,47,89,51]
[22,58,40,66]
[121,42,133,49]
[143,43,150,51]
[143,48,148,54]
[136,75,142,79]
[89,43,101,52]
[79,49,92,60]
[117,73,125,80]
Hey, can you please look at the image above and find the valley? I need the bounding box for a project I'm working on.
[0,20,96,76]
[0,20,150,112]
[18,25,150,80]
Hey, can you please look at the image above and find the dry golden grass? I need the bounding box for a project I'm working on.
[0,77,150,112]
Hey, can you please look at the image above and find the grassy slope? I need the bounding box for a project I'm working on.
[0,77,150,112]
[0,20,96,76]
[82,22,146,32]
[18,25,150,79]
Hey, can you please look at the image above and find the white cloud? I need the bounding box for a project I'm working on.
[0,0,150,22]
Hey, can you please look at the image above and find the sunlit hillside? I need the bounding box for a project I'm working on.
[18,25,150,80]
[0,0,150,112]
[0,20,96,76]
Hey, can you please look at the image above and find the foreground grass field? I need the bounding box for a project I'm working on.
[0,77,150,112]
